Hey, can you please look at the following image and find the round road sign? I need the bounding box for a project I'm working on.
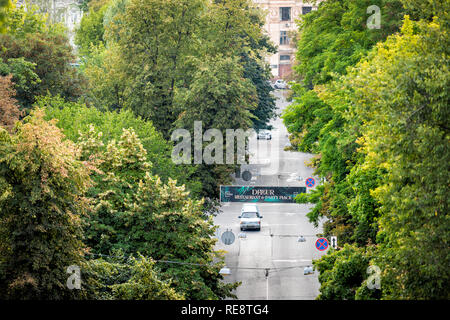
[306,177,316,188]
[221,230,235,245]
[315,237,329,251]
[242,170,252,181]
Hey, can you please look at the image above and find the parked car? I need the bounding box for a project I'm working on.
[257,130,272,140]
[274,79,287,89]
[239,204,263,231]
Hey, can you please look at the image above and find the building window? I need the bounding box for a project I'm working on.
[280,55,291,61]
[280,7,291,21]
[302,6,312,15]
[280,31,289,45]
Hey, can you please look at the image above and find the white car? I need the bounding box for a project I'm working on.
[257,130,272,140]
[303,266,314,275]
[239,204,263,231]
[274,79,287,89]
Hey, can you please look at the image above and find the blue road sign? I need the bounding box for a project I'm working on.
[306,177,316,188]
[315,238,329,251]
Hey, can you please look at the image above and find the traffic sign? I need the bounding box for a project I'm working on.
[305,177,316,188]
[315,237,328,251]
[330,236,337,249]
[221,230,235,245]
[242,170,252,181]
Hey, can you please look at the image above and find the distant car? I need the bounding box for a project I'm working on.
[239,204,263,231]
[274,79,287,89]
[257,130,272,140]
[304,266,314,275]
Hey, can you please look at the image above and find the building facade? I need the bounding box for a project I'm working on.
[253,0,320,79]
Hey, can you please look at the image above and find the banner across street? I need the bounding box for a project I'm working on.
[220,186,306,203]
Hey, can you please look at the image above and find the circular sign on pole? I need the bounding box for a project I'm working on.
[305,177,316,188]
[242,170,252,182]
[221,230,235,245]
[315,237,329,251]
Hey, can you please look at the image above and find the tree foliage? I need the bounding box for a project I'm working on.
[0,2,86,110]
[287,0,449,299]
[0,75,21,131]
[40,95,202,197]
[75,3,108,56]
[294,0,405,87]
[73,122,238,299]
[0,0,10,33]
[0,109,92,299]
[347,16,449,299]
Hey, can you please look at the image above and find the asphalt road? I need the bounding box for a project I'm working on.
[213,90,327,300]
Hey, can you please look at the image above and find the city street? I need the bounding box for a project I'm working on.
[214,90,327,300]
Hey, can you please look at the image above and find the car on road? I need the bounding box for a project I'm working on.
[257,130,272,140]
[239,204,263,231]
[273,79,287,89]
[303,266,314,275]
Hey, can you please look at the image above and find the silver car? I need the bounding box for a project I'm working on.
[274,79,287,89]
[257,130,272,140]
[239,204,263,231]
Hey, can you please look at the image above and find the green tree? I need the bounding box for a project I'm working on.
[73,124,238,299]
[0,56,40,108]
[75,3,108,56]
[241,36,277,130]
[0,2,86,110]
[111,0,206,135]
[80,42,128,111]
[201,0,263,58]
[285,0,406,248]
[40,95,201,196]
[0,109,93,299]
[0,0,10,33]
[84,252,184,300]
[294,0,405,87]
[76,0,278,204]
[314,244,377,300]
[108,255,184,300]
[303,13,449,300]
[346,16,449,299]
[174,55,257,199]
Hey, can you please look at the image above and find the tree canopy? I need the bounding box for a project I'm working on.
[284,0,449,299]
